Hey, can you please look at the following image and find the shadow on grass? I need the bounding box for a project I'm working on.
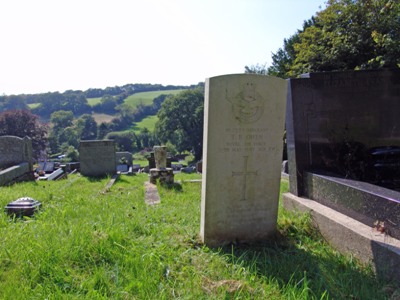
[209,232,389,300]
[116,177,132,184]
[159,182,183,192]
[85,176,108,183]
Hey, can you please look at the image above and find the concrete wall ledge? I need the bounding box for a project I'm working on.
[283,192,400,281]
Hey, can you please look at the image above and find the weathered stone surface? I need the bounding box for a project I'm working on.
[79,140,116,177]
[0,136,32,171]
[200,74,287,246]
[149,168,174,184]
[0,162,32,186]
[144,182,161,205]
[304,172,400,240]
[283,192,400,282]
[154,146,167,169]
[116,152,133,166]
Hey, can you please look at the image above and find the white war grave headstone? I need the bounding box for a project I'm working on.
[200,74,287,246]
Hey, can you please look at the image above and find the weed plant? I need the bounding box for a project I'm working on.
[0,174,395,299]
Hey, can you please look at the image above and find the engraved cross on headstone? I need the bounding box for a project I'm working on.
[232,156,258,201]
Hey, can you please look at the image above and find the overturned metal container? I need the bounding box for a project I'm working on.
[5,197,41,217]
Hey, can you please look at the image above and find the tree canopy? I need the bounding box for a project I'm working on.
[155,89,204,160]
[267,0,400,78]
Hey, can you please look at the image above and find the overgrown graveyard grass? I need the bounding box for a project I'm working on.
[0,174,395,299]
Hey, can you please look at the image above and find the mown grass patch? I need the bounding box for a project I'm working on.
[87,97,102,106]
[130,115,158,133]
[0,174,394,299]
[27,103,40,109]
[123,89,185,108]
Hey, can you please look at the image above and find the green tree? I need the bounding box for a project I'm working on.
[97,122,111,139]
[0,110,47,158]
[244,63,267,75]
[59,127,79,148]
[0,95,28,112]
[155,89,204,161]
[137,127,153,149]
[50,110,74,133]
[95,94,117,114]
[105,131,137,152]
[76,114,98,140]
[65,145,79,161]
[268,0,400,77]
[32,92,65,117]
[267,30,303,78]
[62,92,90,115]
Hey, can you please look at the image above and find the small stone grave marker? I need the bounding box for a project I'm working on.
[5,197,41,217]
[149,146,174,184]
[44,162,55,173]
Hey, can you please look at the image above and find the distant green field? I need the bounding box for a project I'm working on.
[87,97,102,106]
[131,115,158,133]
[28,103,40,109]
[124,89,185,108]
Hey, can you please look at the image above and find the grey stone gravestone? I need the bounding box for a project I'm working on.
[149,146,174,184]
[116,151,133,166]
[200,74,287,246]
[154,146,167,169]
[79,140,116,177]
[44,162,55,173]
[0,136,32,171]
[0,136,34,186]
[117,164,129,173]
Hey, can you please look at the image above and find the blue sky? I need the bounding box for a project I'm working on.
[0,0,326,95]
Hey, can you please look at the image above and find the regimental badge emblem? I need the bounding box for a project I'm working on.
[226,82,265,124]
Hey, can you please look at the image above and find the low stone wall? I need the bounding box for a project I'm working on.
[0,162,32,186]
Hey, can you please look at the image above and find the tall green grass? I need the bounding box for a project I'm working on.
[0,175,394,299]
